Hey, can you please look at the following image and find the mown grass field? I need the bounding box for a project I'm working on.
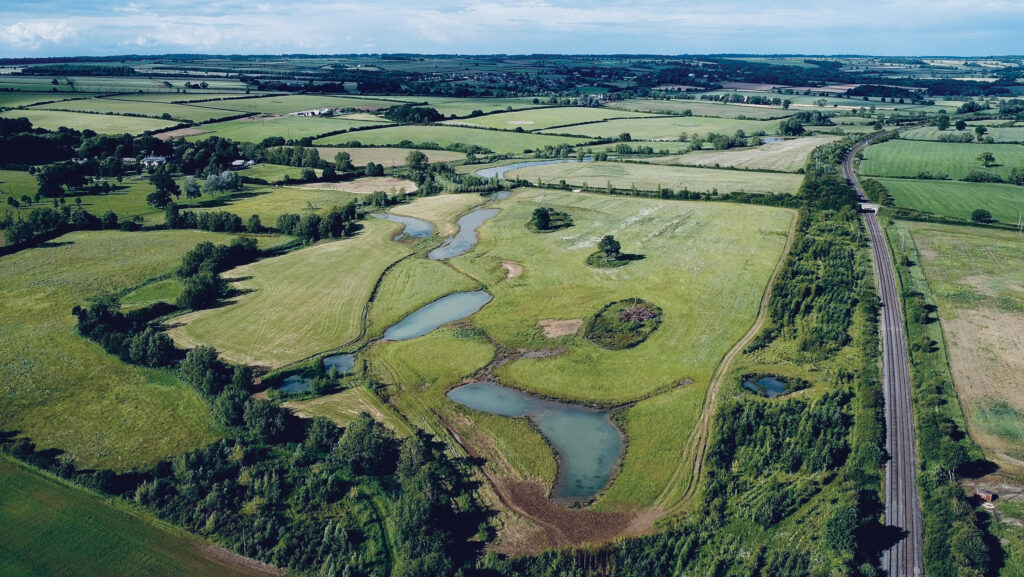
[0,92,83,108]
[451,188,795,405]
[283,386,413,436]
[314,124,592,154]
[538,115,782,140]
[387,193,486,235]
[0,230,240,471]
[876,177,1024,223]
[0,109,176,134]
[34,97,243,123]
[241,163,322,182]
[207,94,401,114]
[167,218,410,367]
[859,139,1024,180]
[607,99,795,119]
[645,135,839,173]
[109,92,267,103]
[506,161,803,194]
[902,125,1024,143]
[312,146,466,166]
[368,257,480,338]
[189,115,390,143]
[0,459,258,577]
[901,222,1024,465]
[195,187,357,222]
[443,107,652,132]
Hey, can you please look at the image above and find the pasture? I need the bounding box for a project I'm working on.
[607,99,795,120]
[312,146,466,166]
[0,460,259,577]
[505,161,803,194]
[0,109,176,134]
[902,125,1024,143]
[876,177,1024,224]
[0,92,83,109]
[188,115,390,143]
[34,97,243,123]
[443,107,652,132]
[645,135,838,173]
[290,176,418,195]
[241,163,322,182]
[901,222,1024,465]
[394,96,549,117]
[107,92,269,103]
[167,218,410,367]
[192,186,357,222]
[859,140,1024,181]
[206,94,402,115]
[314,125,592,154]
[0,230,241,471]
[283,386,413,436]
[538,116,781,140]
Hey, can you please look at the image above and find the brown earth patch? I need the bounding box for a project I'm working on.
[195,544,287,576]
[538,318,583,338]
[502,261,523,279]
[155,126,210,140]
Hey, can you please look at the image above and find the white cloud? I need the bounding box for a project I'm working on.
[0,20,75,50]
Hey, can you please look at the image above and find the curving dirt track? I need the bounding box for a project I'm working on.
[845,135,925,577]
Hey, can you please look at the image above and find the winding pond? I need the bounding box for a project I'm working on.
[381,291,492,341]
[447,381,624,501]
[428,209,500,260]
[373,213,433,239]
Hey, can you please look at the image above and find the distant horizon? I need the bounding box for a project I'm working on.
[2,1,1022,58]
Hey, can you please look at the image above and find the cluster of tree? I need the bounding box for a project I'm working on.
[175,237,260,310]
[274,203,360,243]
[779,116,806,136]
[529,206,573,231]
[860,178,893,205]
[703,130,752,150]
[699,92,787,106]
[165,205,247,233]
[958,100,989,114]
[262,145,324,168]
[72,296,179,367]
[1,204,103,247]
[791,110,834,126]
[382,104,445,124]
[0,118,82,166]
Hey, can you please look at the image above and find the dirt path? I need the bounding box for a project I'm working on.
[651,207,799,516]
[195,544,286,577]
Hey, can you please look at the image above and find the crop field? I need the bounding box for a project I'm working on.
[167,218,410,367]
[291,176,418,195]
[205,94,402,114]
[902,125,1024,143]
[505,161,803,194]
[538,116,782,140]
[387,193,486,235]
[0,76,248,94]
[607,99,796,119]
[700,90,920,109]
[313,146,465,166]
[314,124,592,154]
[645,135,839,172]
[197,187,358,222]
[0,230,246,471]
[283,386,413,436]
[859,140,1024,181]
[108,92,271,103]
[34,97,244,123]
[0,460,258,577]
[0,109,176,134]
[451,188,795,404]
[442,107,652,132]
[901,222,1024,465]
[188,115,390,143]
[390,96,549,117]
[876,177,1024,223]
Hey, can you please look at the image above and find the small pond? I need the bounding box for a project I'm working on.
[762,137,787,143]
[447,381,623,501]
[381,291,492,341]
[742,375,788,398]
[278,374,311,394]
[323,353,354,374]
[373,213,433,239]
[428,208,500,260]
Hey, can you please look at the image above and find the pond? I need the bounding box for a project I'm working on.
[447,381,623,502]
[323,353,354,374]
[473,158,587,180]
[743,375,788,398]
[762,137,787,143]
[278,374,311,394]
[372,213,433,239]
[427,208,500,260]
[381,291,492,341]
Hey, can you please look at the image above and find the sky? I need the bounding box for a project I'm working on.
[0,0,1022,58]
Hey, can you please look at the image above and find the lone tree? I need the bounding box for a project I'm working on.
[532,207,551,230]
[406,150,429,172]
[598,235,621,262]
[936,113,950,131]
[975,126,988,141]
[971,209,993,223]
[955,119,967,131]
[977,152,996,167]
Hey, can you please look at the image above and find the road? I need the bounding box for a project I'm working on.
[844,136,924,577]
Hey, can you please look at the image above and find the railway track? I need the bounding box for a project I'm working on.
[844,135,924,577]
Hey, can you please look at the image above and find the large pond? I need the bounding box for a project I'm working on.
[447,381,623,501]
[428,208,500,260]
[372,213,433,239]
[381,291,492,341]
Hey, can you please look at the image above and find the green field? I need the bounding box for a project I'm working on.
[645,135,839,173]
[313,146,466,166]
[876,177,1024,223]
[193,186,357,222]
[393,96,549,117]
[538,115,782,140]
[506,161,803,194]
[0,459,258,577]
[241,163,322,182]
[443,106,652,132]
[0,230,244,471]
[189,115,390,143]
[902,125,1024,143]
[0,92,84,109]
[34,97,244,123]
[0,76,247,94]
[204,94,401,114]
[607,99,795,120]
[168,218,410,367]
[315,124,592,154]
[860,140,1024,181]
[0,109,176,134]
[387,193,486,235]
[368,257,481,337]
[107,92,271,103]
[283,386,414,436]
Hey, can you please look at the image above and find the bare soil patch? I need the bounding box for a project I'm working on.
[195,544,287,577]
[502,261,523,278]
[292,176,418,195]
[155,126,210,140]
[538,318,583,338]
